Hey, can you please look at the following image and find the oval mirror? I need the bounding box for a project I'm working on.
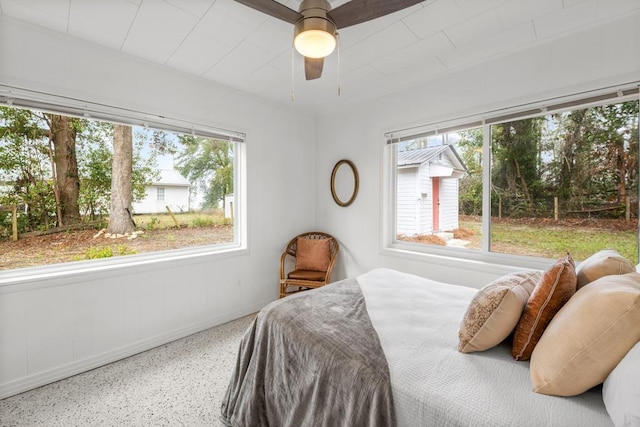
[330,159,359,207]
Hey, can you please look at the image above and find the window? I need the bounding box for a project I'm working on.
[386,86,640,266]
[0,88,245,271]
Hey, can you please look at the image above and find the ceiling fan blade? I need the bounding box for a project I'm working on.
[233,0,302,25]
[329,0,424,29]
[304,57,324,80]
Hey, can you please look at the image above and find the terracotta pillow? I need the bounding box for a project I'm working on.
[511,254,576,361]
[295,238,331,272]
[458,271,540,353]
[530,273,640,396]
[575,249,635,289]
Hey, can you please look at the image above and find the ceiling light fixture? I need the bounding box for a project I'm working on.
[293,0,336,59]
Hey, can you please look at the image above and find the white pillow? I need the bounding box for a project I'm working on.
[603,341,640,427]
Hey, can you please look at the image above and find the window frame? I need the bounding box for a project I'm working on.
[382,84,640,270]
[0,85,248,280]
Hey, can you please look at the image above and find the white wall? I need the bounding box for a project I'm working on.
[132,185,190,214]
[2,11,639,400]
[0,16,316,398]
[439,177,459,232]
[396,168,418,235]
[315,14,640,287]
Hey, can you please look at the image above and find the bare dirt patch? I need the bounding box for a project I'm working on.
[0,225,233,270]
[398,234,446,245]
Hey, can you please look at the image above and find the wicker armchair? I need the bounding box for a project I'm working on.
[279,231,339,298]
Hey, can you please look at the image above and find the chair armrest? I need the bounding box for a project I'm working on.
[280,251,289,280]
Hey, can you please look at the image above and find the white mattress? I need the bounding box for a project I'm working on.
[358,268,612,427]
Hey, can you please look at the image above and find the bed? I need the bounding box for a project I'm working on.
[221,268,614,427]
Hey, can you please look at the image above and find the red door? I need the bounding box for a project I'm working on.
[432,177,440,232]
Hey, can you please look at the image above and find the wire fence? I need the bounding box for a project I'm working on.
[486,195,638,221]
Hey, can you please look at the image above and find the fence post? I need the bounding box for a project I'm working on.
[498,198,502,219]
[165,206,179,227]
[12,203,18,241]
[626,196,630,222]
[554,197,558,222]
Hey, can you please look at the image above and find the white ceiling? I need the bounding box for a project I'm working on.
[1,0,638,113]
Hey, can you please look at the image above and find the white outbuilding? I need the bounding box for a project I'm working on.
[396,145,466,235]
[132,169,190,214]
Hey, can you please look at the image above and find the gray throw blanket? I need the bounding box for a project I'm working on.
[220,278,396,427]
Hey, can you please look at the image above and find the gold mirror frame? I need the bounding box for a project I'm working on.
[330,159,359,207]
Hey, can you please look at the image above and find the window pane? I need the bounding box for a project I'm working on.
[0,106,240,270]
[394,128,482,249]
[489,100,639,262]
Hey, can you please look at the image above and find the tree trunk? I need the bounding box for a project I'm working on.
[107,124,135,235]
[50,114,81,226]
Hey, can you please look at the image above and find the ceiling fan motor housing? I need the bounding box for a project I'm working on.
[294,0,337,58]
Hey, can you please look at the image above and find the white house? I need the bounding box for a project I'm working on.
[0,1,638,402]
[397,145,466,235]
[132,169,190,214]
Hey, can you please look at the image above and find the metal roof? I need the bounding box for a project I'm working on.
[153,169,190,187]
[397,145,466,172]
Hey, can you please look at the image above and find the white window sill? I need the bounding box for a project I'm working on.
[0,243,248,292]
[382,242,554,274]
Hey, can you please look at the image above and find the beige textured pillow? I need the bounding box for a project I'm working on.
[512,254,576,361]
[575,249,635,289]
[295,238,331,272]
[530,272,640,396]
[458,271,540,353]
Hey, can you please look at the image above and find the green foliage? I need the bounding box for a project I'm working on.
[457,129,483,215]
[1,105,161,233]
[83,246,114,259]
[145,216,160,231]
[175,136,233,209]
[456,100,639,221]
[77,123,160,218]
[190,215,215,227]
[190,215,229,227]
[491,118,545,216]
[0,107,56,231]
[82,244,136,259]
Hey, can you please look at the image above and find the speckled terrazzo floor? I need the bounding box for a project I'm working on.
[0,314,255,426]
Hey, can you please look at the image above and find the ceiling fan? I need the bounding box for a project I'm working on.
[234,0,424,80]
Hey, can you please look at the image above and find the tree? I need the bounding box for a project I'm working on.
[47,114,81,226]
[107,124,135,234]
[545,101,639,213]
[0,107,54,230]
[491,118,544,216]
[175,136,233,209]
[0,108,83,229]
[457,128,483,215]
[77,124,159,219]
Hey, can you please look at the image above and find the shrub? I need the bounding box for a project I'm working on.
[83,246,114,259]
[191,216,216,227]
[83,244,135,259]
[144,217,160,231]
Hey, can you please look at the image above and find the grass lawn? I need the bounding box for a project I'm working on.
[133,210,230,230]
[458,216,638,262]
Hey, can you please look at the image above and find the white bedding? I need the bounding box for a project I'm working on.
[358,268,612,427]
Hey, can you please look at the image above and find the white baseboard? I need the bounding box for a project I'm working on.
[0,301,269,400]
